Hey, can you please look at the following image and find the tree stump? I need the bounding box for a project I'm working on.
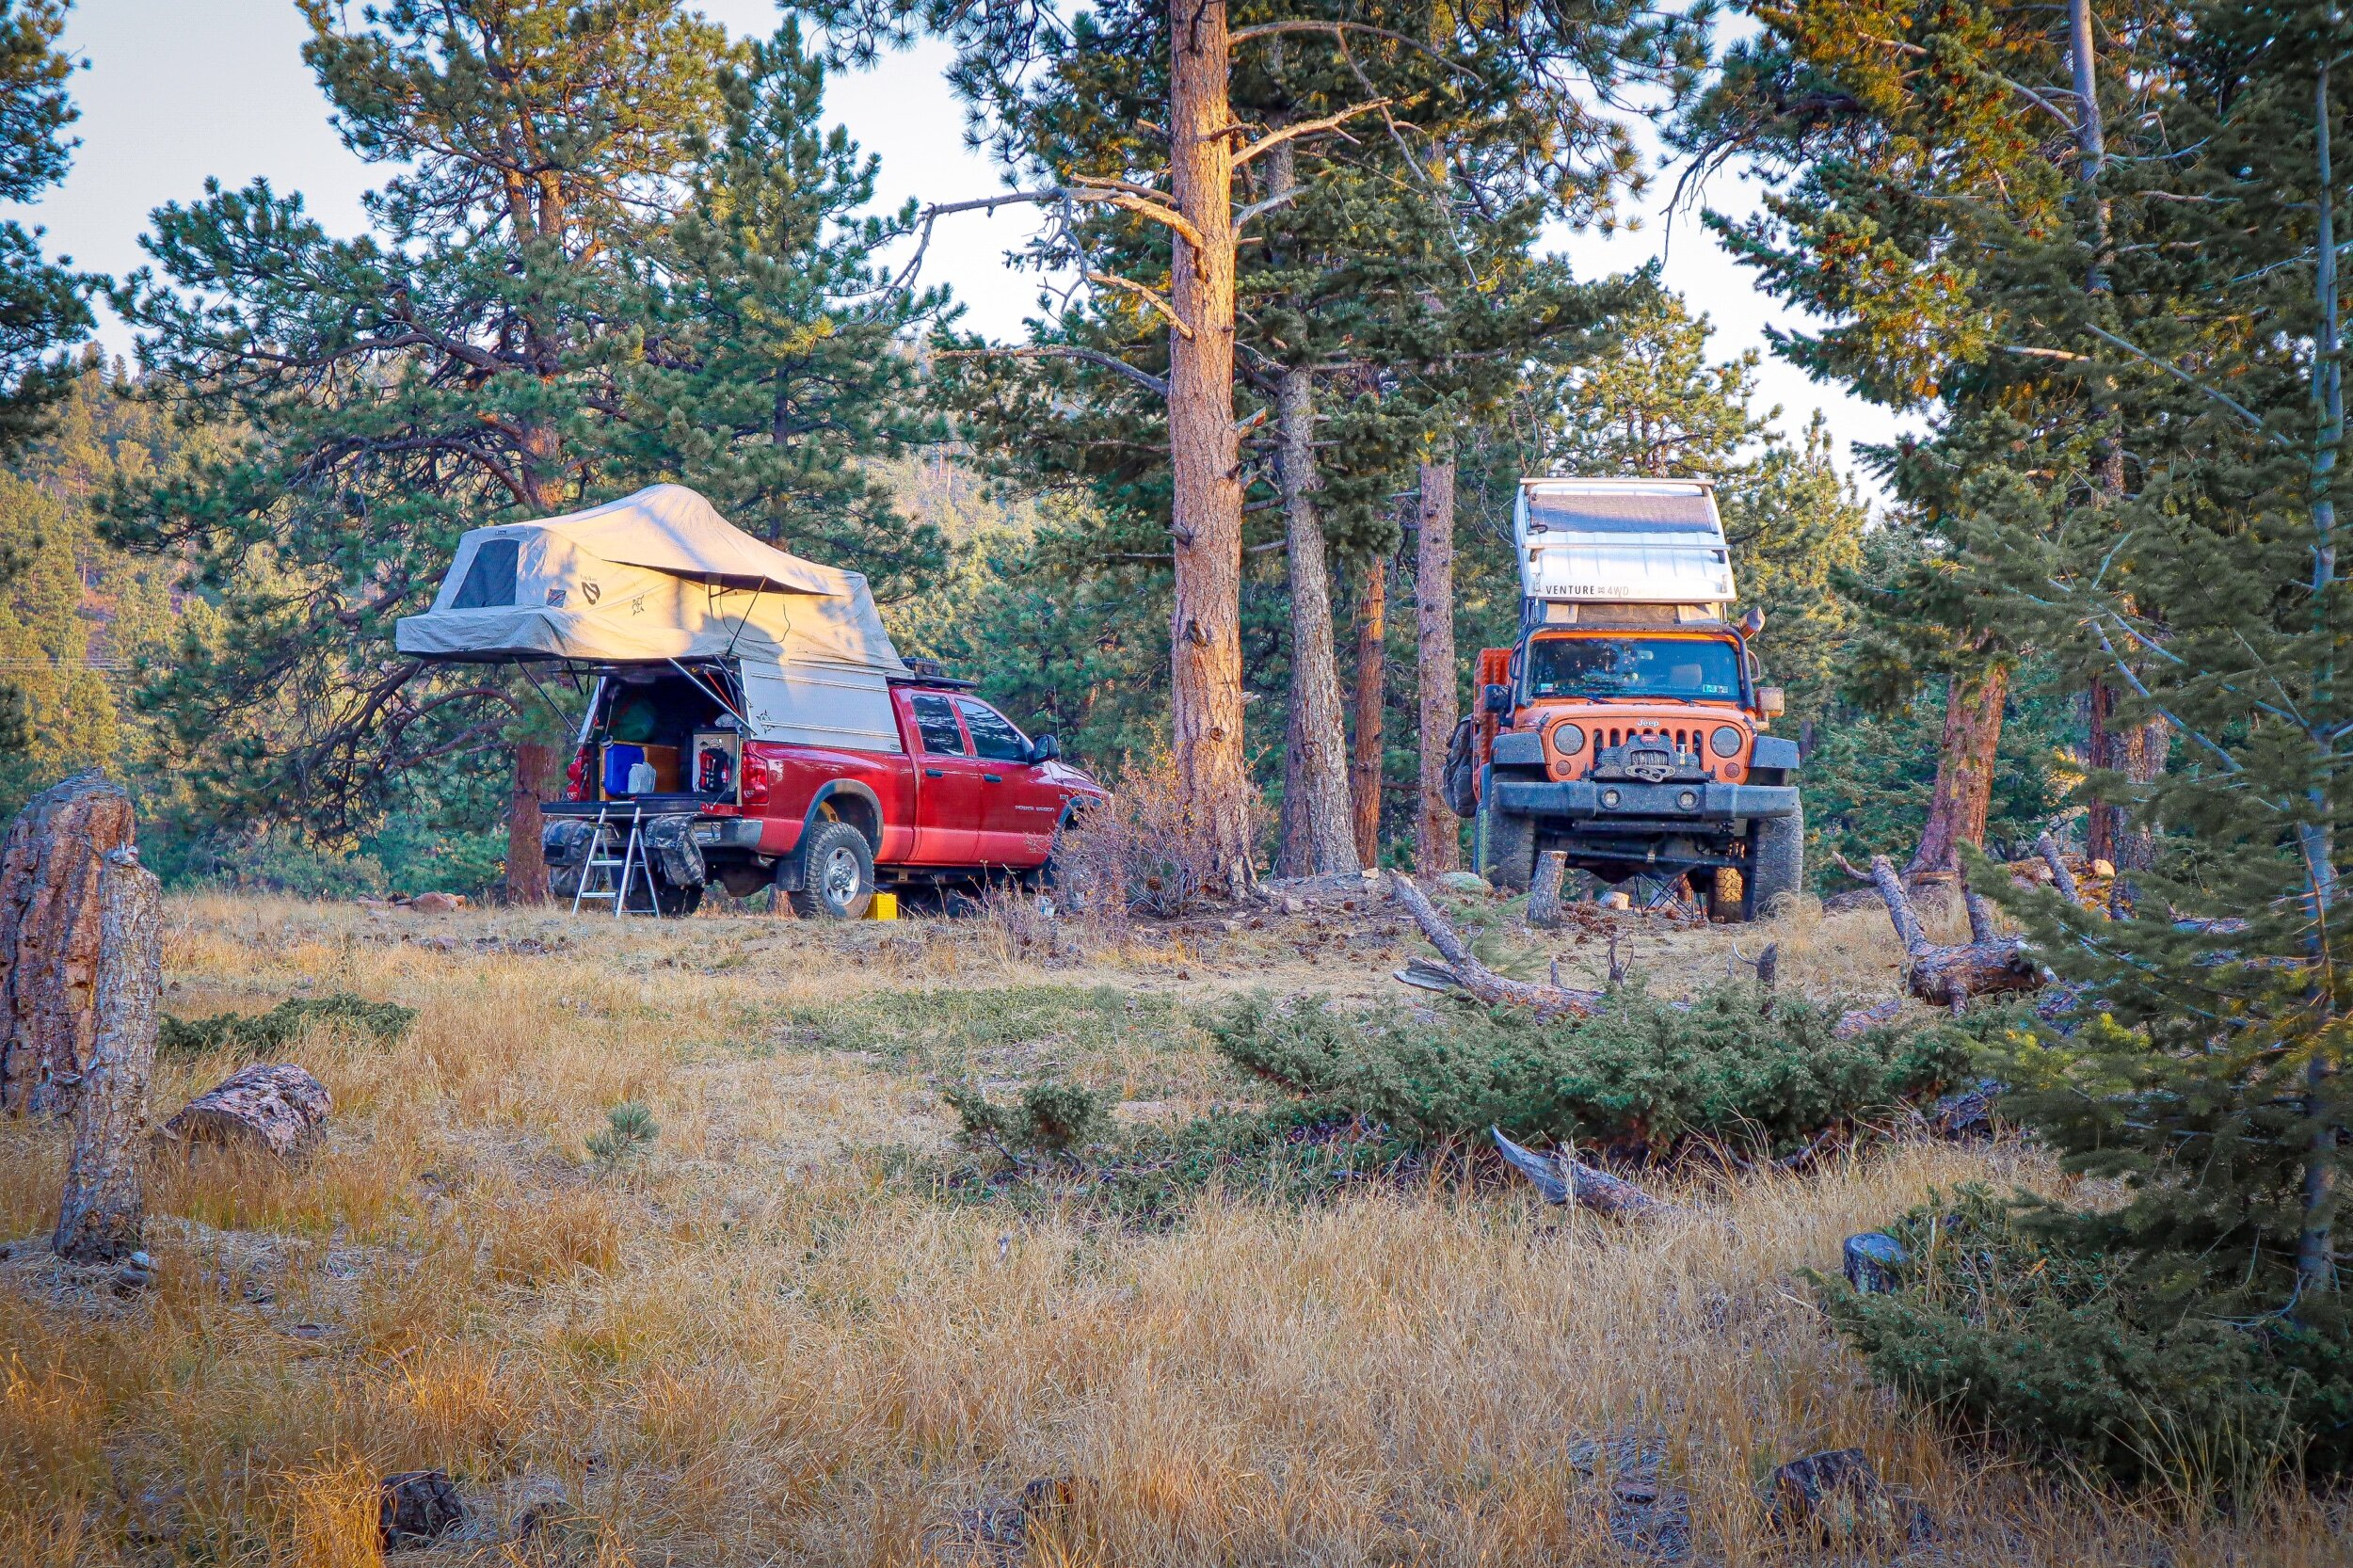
[1527,851,1569,929]
[160,1064,332,1160]
[0,774,136,1114]
[52,847,162,1264]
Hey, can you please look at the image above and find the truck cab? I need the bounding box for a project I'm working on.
[1449,479,1803,920]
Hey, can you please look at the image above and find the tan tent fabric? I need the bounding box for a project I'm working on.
[394,484,909,674]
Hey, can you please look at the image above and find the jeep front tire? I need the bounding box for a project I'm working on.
[1476,801,1537,891]
[1746,808,1804,919]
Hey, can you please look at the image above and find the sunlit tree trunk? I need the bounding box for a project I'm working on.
[1906,662,2008,879]
[1167,0,1253,894]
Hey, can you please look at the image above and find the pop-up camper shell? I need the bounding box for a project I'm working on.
[394,483,911,754]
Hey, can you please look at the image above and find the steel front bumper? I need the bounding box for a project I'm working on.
[1490,778,1801,823]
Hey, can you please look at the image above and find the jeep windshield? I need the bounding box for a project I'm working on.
[1525,636,1743,701]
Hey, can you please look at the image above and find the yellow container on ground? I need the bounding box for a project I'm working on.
[867,892,899,921]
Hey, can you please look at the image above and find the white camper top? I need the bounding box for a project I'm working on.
[1514,477,1735,607]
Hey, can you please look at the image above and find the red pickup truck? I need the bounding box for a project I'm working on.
[541,660,1104,918]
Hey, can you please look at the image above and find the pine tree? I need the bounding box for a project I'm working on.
[106,3,942,872]
[0,0,96,765]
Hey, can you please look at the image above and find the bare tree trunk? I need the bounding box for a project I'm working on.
[1415,455,1460,873]
[1351,554,1387,868]
[1272,367,1359,876]
[0,773,136,1115]
[506,742,562,905]
[2085,678,2120,867]
[1907,663,2009,880]
[1167,0,1253,896]
[53,847,160,1265]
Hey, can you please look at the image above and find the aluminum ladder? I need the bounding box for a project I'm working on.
[569,804,649,919]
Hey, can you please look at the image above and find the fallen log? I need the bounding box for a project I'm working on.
[159,1064,331,1160]
[1867,856,2040,1011]
[2034,832,2085,907]
[1491,1127,1679,1220]
[1385,872,1600,1018]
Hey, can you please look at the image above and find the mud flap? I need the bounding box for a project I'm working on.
[642,814,708,888]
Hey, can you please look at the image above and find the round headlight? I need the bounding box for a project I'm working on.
[1553,722,1587,757]
[1709,725,1743,758]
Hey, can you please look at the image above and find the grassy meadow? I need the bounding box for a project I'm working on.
[0,888,2343,1566]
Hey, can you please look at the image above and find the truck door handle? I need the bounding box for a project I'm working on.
[924,768,944,777]
[984,774,1003,783]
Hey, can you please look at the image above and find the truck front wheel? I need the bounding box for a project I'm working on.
[1476,802,1538,891]
[786,821,875,920]
[1745,808,1805,920]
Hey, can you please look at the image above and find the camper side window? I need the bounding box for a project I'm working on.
[910,694,968,755]
[451,537,520,609]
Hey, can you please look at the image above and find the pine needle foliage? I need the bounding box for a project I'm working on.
[1209,985,1975,1154]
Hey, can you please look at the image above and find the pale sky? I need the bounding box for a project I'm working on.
[28,0,1911,496]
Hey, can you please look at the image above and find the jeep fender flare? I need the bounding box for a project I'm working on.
[776,780,884,891]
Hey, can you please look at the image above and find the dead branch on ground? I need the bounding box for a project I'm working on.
[1385,872,1600,1018]
[1867,856,2040,1011]
[1491,1127,1680,1220]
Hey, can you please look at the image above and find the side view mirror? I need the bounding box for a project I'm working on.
[1739,605,1767,637]
[1755,687,1786,718]
[1026,733,1062,764]
[1482,682,1514,716]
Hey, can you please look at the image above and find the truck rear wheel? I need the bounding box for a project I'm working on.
[1476,802,1537,891]
[1746,808,1804,920]
[787,820,875,920]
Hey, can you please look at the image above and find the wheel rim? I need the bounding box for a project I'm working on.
[823,845,861,905]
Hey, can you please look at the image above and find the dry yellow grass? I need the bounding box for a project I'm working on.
[0,889,2340,1566]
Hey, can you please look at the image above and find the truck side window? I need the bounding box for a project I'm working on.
[956,698,1029,762]
[910,694,968,755]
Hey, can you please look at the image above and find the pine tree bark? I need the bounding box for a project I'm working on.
[1351,555,1388,868]
[1166,0,1254,896]
[0,773,136,1115]
[1907,663,2008,880]
[52,846,160,1265]
[506,742,563,904]
[1414,455,1461,873]
[1272,364,1358,874]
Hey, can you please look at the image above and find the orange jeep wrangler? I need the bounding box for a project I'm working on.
[1443,479,1803,920]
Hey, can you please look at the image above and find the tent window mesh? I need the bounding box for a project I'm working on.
[452,538,520,608]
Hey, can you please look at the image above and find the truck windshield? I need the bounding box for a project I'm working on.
[1526,636,1743,701]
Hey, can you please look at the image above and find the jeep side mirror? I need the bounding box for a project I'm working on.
[1756,687,1786,717]
[1026,733,1061,764]
[1740,605,1767,637]
[1482,682,1514,716]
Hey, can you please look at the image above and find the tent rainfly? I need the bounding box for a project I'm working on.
[395,485,914,753]
[394,484,909,675]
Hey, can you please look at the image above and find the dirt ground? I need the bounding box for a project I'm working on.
[0,884,2341,1567]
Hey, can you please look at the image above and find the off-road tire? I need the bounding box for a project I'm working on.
[1476,801,1538,891]
[786,821,875,920]
[1745,808,1804,920]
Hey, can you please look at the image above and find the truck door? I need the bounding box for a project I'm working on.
[904,692,983,864]
[955,696,1056,865]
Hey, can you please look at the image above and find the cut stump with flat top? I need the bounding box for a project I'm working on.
[0,773,136,1114]
[1527,851,1569,929]
[52,846,162,1264]
[160,1064,331,1160]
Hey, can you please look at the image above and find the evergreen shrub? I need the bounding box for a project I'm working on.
[1819,1186,2353,1492]
[1207,984,1975,1153]
[159,992,417,1060]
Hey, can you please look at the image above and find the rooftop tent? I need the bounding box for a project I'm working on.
[1513,478,1736,607]
[393,484,910,676]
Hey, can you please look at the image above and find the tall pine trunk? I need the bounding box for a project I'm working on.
[506,741,562,904]
[1351,556,1387,867]
[1166,0,1253,894]
[1907,663,2008,879]
[52,846,159,1265]
[1415,454,1460,873]
[1273,360,1359,876]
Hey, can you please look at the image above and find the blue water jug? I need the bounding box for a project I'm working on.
[602,744,646,796]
